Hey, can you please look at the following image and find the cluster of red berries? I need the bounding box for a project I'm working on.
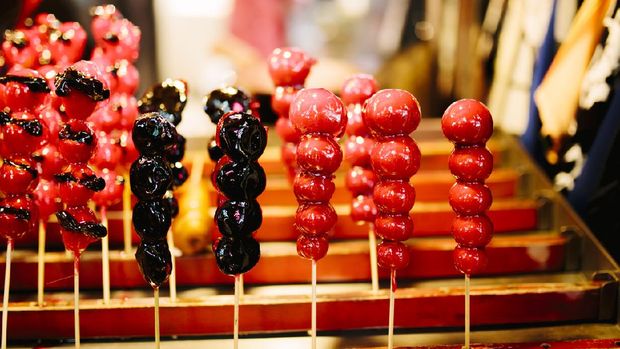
[442,99,494,275]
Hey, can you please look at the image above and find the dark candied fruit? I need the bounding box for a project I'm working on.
[215,161,266,200]
[165,195,179,218]
[138,79,188,126]
[207,138,224,162]
[216,112,267,161]
[165,133,186,163]
[203,86,250,124]
[170,162,189,187]
[213,236,260,275]
[132,112,177,155]
[130,155,173,201]
[136,241,172,288]
[215,200,262,236]
[132,199,172,242]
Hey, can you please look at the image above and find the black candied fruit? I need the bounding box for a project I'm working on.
[170,162,188,187]
[165,133,186,163]
[130,155,173,200]
[164,195,179,218]
[204,87,250,124]
[138,79,188,126]
[215,200,262,237]
[136,241,172,288]
[132,112,177,155]
[207,138,224,162]
[132,199,172,242]
[217,112,267,161]
[214,236,260,275]
[216,161,266,200]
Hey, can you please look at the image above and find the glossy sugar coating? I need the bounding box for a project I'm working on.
[203,87,251,124]
[364,89,421,271]
[213,112,266,275]
[138,79,188,126]
[290,88,346,261]
[441,99,494,275]
[342,74,378,223]
[54,61,110,120]
[92,169,124,208]
[268,47,315,87]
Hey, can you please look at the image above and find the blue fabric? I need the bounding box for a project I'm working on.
[569,75,620,213]
[521,0,557,167]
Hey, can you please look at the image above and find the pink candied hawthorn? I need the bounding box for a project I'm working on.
[363,89,421,137]
[0,67,50,111]
[289,88,347,137]
[268,47,316,87]
[340,74,379,106]
[441,99,493,146]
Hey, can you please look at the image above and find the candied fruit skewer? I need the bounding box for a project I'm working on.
[441,99,494,349]
[341,74,380,291]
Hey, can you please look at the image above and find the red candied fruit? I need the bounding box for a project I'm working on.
[340,74,379,106]
[271,86,297,118]
[377,240,410,270]
[34,179,61,219]
[0,156,39,194]
[373,181,415,214]
[453,246,488,275]
[448,182,492,215]
[296,135,343,176]
[92,169,124,207]
[350,195,377,223]
[57,119,97,163]
[268,47,315,87]
[57,163,102,207]
[345,167,376,196]
[293,172,336,203]
[289,88,347,138]
[1,67,49,111]
[363,89,421,137]
[59,206,99,255]
[1,111,47,156]
[452,214,493,248]
[370,136,421,180]
[441,99,493,146]
[275,117,301,143]
[91,132,122,169]
[0,195,38,240]
[375,214,414,241]
[449,146,493,182]
[296,233,329,261]
[295,203,337,236]
[344,136,374,167]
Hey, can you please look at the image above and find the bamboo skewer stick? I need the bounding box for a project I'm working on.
[73,255,80,349]
[167,233,177,303]
[234,275,241,349]
[100,207,111,304]
[1,240,14,349]
[465,274,471,349]
[122,175,132,255]
[37,221,46,306]
[368,223,379,292]
[311,260,317,349]
[154,287,160,349]
[388,269,396,349]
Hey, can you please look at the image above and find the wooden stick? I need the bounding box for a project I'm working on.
[1,240,13,349]
[100,207,111,305]
[167,232,177,303]
[239,273,244,297]
[154,287,160,349]
[234,275,240,349]
[190,154,205,186]
[388,268,396,349]
[122,175,132,255]
[311,260,317,349]
[73,255,80,349]
[368,223,379,292]
[37,221,46,306]
[465,274,471,349]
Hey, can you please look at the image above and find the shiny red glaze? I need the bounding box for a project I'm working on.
[99,19,141,63]
[370,136,420,180]
[275,117,301,143]
[281,142,297,169]
[92,169,123,207]
[39,106,62,144]
[377,240,410,270]
[34,144,67,179]
[59,206,99,255]
[293,172,336,203]
[1,67,48,110]
[441,99,493,146]
[1,30,40,69]
[296,135,343,176]
[58,61,108,120]
[0,156,38,194]
[345,106,370,137]
[37,65,61,89]
[295,203,337,236]
[57,119,97,163]
[344,136,374,167]
[452,214,493,248]
[1,111,47,155]
[268,47,315,87]
[34,178,60,218]
[453,246,488,275]
[271,86,298,118]
[341,74,378,106]
[212,155,232,188]
[345,166,376,196]
[364,89,421,137]
[0,195,38,240]
[448,182,492,215]
[57,163,100,206]
[112,62,139,95]
[48,22,86,65]
[290,88,347,137]
[375,214,414,241]
[91,4,122,46]
[89,105,120,133]
[116,95,139,130]
[449,146,493,182]
[91,132,122,169]
[373,181,416,214]
[296,233,329,261]
[350,195,377,222]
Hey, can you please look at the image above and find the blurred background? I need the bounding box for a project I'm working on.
[1,0,620,260]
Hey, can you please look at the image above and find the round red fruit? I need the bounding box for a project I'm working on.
[293,172,336,203]
[295,203,337,236]
[0,195,38,240]
[271,86,297,118]
[91,132,122,169]
[350,195,377,222]
[341,74,378,106]
[297,135,343,176]
[371,137,420,180]
[377,241,410,270]
[345,167,376,196]
[453,246,488,275]
[1,111,46,155]
[448,182,492,215]
[59,206,99,255]
[268,47,315,87]
[92,169,124,208]
[0,156,39,194]
[375,214,413,241]
[344,136,374,167]
[290,88,347,137]
[57,119,97,163]
[57,163,104,206]
[449,146,493,182]
[452,214,493,248]
[364,89,421,137]
[281,142,297,168]
[373,181,415,214]
[296,233,329,261]
[34,179,61,219]
[441,99,493,146]
[275,117,301,143]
